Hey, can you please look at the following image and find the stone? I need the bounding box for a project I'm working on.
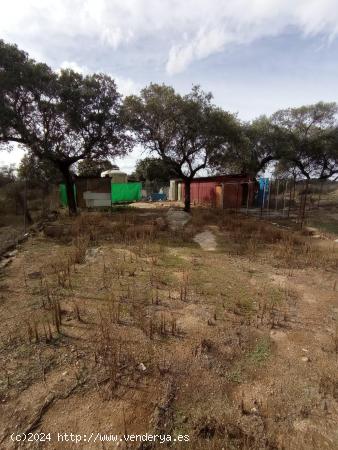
[0,258,11,269]
[46,211,58,222]
[137,363,147,372]
[27,271,42,279]
[44,223,71,239]
[155,217,167,231]
[166,209,191,230]
[85,247,99,261]
[193,230,217,251]
[305,226,318,235]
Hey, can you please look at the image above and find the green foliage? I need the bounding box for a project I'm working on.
[0,164,16,187]
[0,40,131,213]
[124,84,239,181]
[249,337,271,364]
[132,157,175,183]
[77,159,113,177]
[18,153,62,186]
[271,102,338,179]
[210,115,288,176]
[226,367,243,383]
[124,83,240,210]
[211,102,338,180]
[1,38,338,217]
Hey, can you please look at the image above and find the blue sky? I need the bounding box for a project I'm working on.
[1,0,338,172]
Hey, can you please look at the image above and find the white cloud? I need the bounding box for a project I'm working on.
[113,76,139,96]
[0,145,26,168]
[166,0,338,74]
[58,61,139,96]
[2,1,338,76]
[59,61,89,74]
[1,1,338,74]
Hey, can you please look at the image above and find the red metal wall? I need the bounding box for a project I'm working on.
[223,183,243,208]
[191,181,217,206]
[181,175,256,208]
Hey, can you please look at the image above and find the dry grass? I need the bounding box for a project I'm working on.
[1,208,338,449]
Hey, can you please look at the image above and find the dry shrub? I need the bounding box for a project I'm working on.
[273,238,338,270]
[185,409,279,450]
[218,212,338,269]
[71,236,88,264]
[71,211,166,246]
[191,208,225,228]
[93,315,138,397]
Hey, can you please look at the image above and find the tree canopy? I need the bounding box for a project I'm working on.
[271,102,338,179]
[1,39,338,216]
[210,116,287,176]
[124,84,240,210]
[0,40,131,213]
[17,153,62,187]
[132,157,175,183]
[0,164,16,188]
[77,159,114,177]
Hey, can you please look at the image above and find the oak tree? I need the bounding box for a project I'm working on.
[124,84,239,211]
[0,40,130,213]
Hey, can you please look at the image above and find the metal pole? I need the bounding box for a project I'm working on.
[266,181,271,215]
[24,178,27,234]
[236,182,240,214]
[275,179,280,212]
[297,180,303,224]
[282,181,288,216]
[300,180,309,229]
[260,182,266,218]
[287,180,292,218]
[246,181,250,215]
[317,180,323,208]
[293,177,297,216]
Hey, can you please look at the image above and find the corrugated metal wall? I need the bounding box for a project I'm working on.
[180,176,256,208]
[191,181,217,206]
[222,183,243,208]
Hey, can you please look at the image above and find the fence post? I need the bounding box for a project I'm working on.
[235,182,240,214]
[275,179,280,213]
[260,182,266,218]
[24,178,27,234]
[266,181,270,216]
[282,181,288,216]
[299,179,309,229]
[317,180,323,208]
[287,180,292,218]
[246,181,250,215]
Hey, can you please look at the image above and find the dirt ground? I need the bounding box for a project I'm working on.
[0,207,338,449]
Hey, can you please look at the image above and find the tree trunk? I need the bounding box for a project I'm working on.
[60,166,77,215]
[14,188,33,225]
[184,178,191,212]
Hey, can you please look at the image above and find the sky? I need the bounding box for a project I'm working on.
[1,0,338,173]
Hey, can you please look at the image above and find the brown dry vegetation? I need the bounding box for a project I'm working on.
[0,207,338,449]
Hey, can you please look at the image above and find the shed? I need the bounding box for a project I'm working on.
[170,175,257,209]
[60,176,142,208]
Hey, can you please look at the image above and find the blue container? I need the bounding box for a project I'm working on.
[257,178,269,207]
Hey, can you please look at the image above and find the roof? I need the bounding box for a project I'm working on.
[172,174,254,183]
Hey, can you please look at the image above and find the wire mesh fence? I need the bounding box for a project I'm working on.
[0,178,59,254]
[232,178,338,230]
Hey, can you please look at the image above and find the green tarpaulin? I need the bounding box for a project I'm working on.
[59,182,141,206]
[59,184,76,207]
[111,183,141,203]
